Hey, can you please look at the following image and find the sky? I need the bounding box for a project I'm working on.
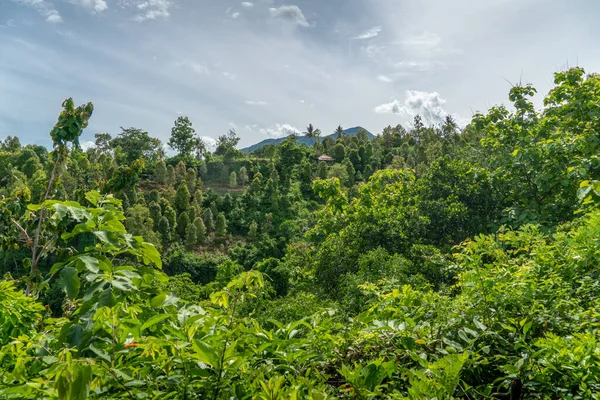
[1,0,600,149]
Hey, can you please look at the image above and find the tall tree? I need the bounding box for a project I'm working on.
[164,205,177,236]
[1,135,21,152]
[158,216,171,246]
[335,125,344,139]
[194,217,206,244]
[194,138,207,160]
[333,143,346,162]
[318,161,328,179]
[177,212,190,240]
[238,167,249,186]
[174,181,190,214]
[149,201,162,229]
[155,160,167,185]
[215,129,241,156]
[442,115,459,138]
[412,115,425,143]
[215,212,227,239]
[304,124,322,147]
[203,208,215,232]
[168,116,199,159]
[166,165,176,186]
[185,223,197,250]
[94,133,112,155]
[186,168,197,194]
[175,161,187,186]
[188,204,196,223]
[110,127,162,165]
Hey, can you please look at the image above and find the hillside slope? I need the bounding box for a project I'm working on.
[241,126,374,153]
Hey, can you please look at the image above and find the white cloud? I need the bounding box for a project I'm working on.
[75,0,108,13]
[7,0,581,151]
[46,10,63,23]
[80,140,96,150]
[132,0,172,22]
[241,1,253,8]
[374,90,454,125]
[231,12,240,19]
[260,123,300,138]
[11,0,63,23]
[245,100,268,106]
[354,26,381,40]
[245,124,259,132]
[174,60,210,75]
[201,136,217,150]
[222,71,236,80]
[269,5,309,27]
[377,74,393,83]
[93,0,107,12]
[374,99,403,115]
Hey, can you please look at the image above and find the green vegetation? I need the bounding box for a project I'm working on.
[1,68,600,399]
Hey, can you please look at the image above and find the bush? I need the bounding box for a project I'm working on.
[163,249,229,284]
[255,258,289,297]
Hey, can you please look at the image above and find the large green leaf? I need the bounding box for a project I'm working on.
[93,231,121,246]
[150,293,167,308]
[192,340,220,367]
[98,287,117,307]
[89,343,111,363]
[85,190,101,206]
[141,314,171,332]
[60,267,80,298]
[140,242,162,269]
[70,364,93,400]
[76,256,99,273]
[61,222,93,240]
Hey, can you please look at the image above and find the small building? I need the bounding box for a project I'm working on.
[317,155,334,164]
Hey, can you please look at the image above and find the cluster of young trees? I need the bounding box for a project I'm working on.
[1,67,600,398]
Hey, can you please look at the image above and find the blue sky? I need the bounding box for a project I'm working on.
[1,0,599,149]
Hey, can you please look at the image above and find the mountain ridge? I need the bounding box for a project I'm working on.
[241,126,374,153]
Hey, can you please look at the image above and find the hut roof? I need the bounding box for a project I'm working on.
[317,155,333,161]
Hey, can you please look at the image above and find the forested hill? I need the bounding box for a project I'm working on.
[1,68,600,399]
[240,126,374,153]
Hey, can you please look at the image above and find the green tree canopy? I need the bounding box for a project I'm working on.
[215,129,241,156]
[110,127,162,165]
[174,181,190,214]
[168,116,201,159]
[215,212,227,238]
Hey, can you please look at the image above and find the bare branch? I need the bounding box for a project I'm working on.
[10,218,31,243]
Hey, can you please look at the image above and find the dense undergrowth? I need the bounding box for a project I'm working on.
[1,67,600,399]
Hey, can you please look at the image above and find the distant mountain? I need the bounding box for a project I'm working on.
[241,126,374,153]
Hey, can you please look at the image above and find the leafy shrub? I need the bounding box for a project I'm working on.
[163,249,228,284]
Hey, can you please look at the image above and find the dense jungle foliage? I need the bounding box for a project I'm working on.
[1,67,600,399]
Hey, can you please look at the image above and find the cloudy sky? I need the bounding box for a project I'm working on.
[1,0,599,149]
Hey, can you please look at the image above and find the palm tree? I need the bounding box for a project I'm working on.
[335,125,344,139]
[304,124,322,148]
[442,115,458,138]
[304,124,315,141]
